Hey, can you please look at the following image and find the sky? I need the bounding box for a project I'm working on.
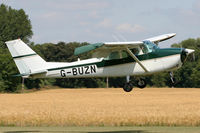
[1,0,200,47]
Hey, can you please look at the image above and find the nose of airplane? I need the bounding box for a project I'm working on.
[181,48,195,63]
[185,48,195,55]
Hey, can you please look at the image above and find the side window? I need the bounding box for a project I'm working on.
[108,51,120,60]
[106,50,129,60]
[121,50,128,58]
[130,48,139,55]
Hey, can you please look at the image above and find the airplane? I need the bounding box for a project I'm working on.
[5,33,195,92]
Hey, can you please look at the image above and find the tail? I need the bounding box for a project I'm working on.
[6,39,47,76]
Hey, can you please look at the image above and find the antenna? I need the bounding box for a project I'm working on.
[112,34,120,42]
[117,33,127,42]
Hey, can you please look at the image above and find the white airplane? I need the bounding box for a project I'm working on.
[6,33,195,92]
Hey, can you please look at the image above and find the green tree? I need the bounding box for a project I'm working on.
[0,4,33,92]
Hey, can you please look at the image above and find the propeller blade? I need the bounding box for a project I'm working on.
[185,49,195,55]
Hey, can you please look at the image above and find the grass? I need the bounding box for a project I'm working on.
[0,88,200,126]
[1,126,200,133]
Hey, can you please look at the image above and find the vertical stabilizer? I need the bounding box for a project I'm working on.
[6,39,47,74]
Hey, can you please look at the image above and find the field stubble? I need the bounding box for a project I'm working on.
[0,88,200,126]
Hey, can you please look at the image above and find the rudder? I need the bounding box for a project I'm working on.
[6,39,47,74]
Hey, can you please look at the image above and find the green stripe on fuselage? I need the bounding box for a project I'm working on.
[48,48,182,71]
[96,48,182,67]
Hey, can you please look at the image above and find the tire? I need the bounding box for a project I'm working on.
[136,79,146,89]
[123,83,133,92]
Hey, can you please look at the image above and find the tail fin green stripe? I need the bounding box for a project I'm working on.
[13,53,37,59]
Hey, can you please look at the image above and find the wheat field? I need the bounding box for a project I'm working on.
[0,88,200,126]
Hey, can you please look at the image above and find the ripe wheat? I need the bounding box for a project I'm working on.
[0,88,199,126]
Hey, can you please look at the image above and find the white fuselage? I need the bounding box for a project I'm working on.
[31,54,182,78]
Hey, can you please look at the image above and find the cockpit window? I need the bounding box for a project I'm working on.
[106,50,129,60]
[108,51,120,59]
[105,42,158,60]
[121,50,128,58]
[142,41,159,53]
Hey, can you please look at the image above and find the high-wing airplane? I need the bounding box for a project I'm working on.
[6,33,195,92]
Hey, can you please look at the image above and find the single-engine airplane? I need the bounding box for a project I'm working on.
[6,33,195,92]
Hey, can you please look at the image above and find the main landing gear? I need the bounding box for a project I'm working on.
[123,76,147,92]
[136,78,147,89]
[123,82,133,92]
[123,76,133,92]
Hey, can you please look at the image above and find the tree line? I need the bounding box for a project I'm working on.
[0,4,200,92]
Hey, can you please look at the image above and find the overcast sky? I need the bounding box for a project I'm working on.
[1,0,200,47]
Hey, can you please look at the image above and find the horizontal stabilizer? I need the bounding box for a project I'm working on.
[13,70,47,77]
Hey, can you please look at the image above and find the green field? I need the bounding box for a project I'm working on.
[0,126,200,133]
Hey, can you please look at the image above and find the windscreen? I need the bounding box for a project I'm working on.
[142,41,159,53]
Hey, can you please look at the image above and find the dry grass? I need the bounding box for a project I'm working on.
[0,88,200,126]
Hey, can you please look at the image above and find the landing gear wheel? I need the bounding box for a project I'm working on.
[136,79,146,89]
[123,82,133,92]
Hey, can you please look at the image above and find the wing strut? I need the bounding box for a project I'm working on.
[126,48,149,72]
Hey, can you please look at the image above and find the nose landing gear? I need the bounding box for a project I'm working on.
[169,72,176,87]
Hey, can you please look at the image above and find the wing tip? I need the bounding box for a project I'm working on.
[5,38,22,45]
[168,33,176,37]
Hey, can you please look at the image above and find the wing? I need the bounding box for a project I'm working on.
[74,33,176,56]
[74,41,143,56]
[104,41,143,46]
[74,41,149,72]
[144,33,176,44]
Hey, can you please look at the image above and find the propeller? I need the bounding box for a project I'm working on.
[181,48,195,62]
[185,49,195,55]
[185,49,195,61]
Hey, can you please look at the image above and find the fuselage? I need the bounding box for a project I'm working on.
[31,48,185,78]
